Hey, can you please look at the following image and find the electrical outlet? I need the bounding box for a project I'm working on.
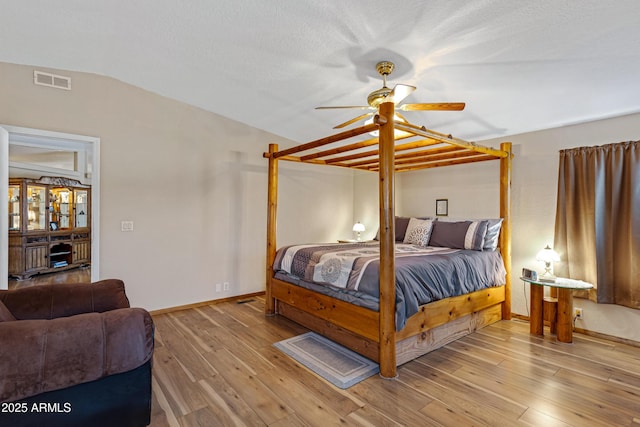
[574,307,583,319]
[120,221,134,232]
[223,282,230,291]
[215,283,221,292]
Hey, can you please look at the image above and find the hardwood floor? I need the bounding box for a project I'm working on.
[8,266,91,289]
[150,296,640,426]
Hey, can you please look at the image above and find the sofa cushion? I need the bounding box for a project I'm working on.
[0,300,15,322]
[0,307,153,402]
[0,279,130,320]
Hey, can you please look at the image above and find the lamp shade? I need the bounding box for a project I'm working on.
[536,245,560,263]
[352,222,365,233]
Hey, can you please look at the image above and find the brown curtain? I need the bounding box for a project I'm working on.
[554,140,640,309]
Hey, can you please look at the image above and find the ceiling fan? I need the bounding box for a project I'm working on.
[315,61,465,129]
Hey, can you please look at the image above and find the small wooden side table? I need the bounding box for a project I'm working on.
[520,276,593,343]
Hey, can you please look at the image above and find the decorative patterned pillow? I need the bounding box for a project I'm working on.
[403,218,434,246]
[428,220,489,251]
[0,300,16,322]
[374,216,436,242]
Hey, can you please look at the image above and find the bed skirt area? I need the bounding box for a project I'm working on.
[270,277,506,365]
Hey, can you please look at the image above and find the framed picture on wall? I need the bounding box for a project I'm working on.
[436,199,448,216]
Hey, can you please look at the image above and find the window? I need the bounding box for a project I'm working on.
[8,132,92,184]
[9,144,77,171]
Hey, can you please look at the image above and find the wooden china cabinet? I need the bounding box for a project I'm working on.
[8,177,91,280]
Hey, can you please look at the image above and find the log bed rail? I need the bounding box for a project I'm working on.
[264,102,512,378]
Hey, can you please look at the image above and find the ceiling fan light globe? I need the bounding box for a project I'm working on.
[364,114,409,137]
[367,87,392,108]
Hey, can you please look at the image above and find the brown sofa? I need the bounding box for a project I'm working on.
[0,279,154,427]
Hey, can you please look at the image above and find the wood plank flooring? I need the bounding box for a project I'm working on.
[8,267,91,289]
[150,296,640,426]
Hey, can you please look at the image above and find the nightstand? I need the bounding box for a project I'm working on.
[520,276,593,343]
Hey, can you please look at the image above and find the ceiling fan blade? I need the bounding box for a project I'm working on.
[389,84,416,104]
[394,112,409,123]
[315,106,372,110]
[398,102,466,111]
[333,112,374,129]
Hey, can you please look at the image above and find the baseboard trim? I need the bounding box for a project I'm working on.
[511,312,640,348]
[573,327,640,348]
[511,313,529,322]
[149,291,265,315]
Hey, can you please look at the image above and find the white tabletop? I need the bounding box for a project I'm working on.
[520,277,594,290]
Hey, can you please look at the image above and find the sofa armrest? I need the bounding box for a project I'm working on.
[0,307,153,403]
[0,279,130,320]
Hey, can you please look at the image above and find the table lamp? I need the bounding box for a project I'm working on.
[353,222,365,241]
[536,245,560,279]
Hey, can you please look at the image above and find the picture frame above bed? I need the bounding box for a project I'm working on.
[263,101,513,379]
[436,199,448,216]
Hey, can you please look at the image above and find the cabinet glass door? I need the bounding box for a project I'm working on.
[74,189,89,228]
[26,185,47,231]
[50,187,72,230]
[8,185,21,231]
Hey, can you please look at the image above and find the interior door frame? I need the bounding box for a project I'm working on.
[1,125,100,290]
[0,127,8,290]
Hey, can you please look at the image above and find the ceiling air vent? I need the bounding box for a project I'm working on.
[33,70,71,90]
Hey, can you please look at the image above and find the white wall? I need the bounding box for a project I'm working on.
[0,62,355,310]
[278,162,354,245]
[352,171,379,241]
[396,160,501,219]
[354,113,640,342]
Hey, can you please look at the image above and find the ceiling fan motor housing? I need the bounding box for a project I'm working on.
[376,61,394,76]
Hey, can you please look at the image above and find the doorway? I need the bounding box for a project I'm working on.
[1,125,100,290]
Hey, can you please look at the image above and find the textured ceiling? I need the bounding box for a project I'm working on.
[2,1,640,144]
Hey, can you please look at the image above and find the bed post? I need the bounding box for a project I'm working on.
[499,142,512,320]
[266,143,279,315]
[378,102,397,378]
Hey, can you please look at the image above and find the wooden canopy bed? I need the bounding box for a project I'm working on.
[264,102,512,378]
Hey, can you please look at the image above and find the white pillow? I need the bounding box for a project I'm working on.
[403,218,434,246]
[483,218,503,251]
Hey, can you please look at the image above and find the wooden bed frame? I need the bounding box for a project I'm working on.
[264,102,512,378]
